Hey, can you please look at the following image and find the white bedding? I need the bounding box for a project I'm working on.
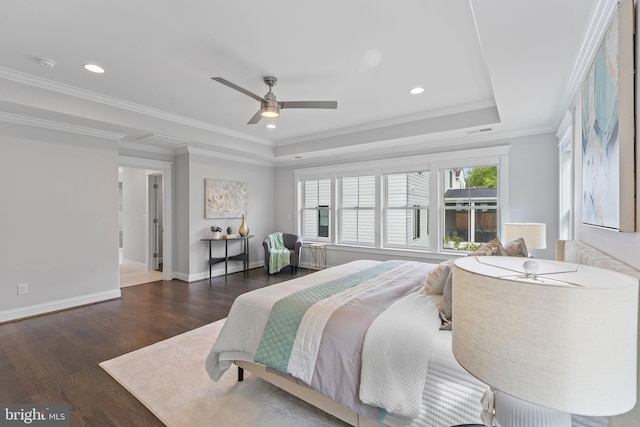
[206,260,383,381]
[360,291,441,418]
[205,257,609,427]
[206,259,491,426]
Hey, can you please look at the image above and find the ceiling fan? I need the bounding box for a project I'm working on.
[211,76,338,124]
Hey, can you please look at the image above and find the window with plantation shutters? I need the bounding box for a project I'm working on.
[384,171,429,249]
[339,175,375,245]
[301,179,331,240]
[294,146,507,253]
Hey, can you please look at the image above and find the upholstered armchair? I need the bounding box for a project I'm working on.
[263,232,303,274]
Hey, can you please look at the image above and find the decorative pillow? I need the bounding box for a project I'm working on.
[504,237,529,257]
[422,259,454,295]
[439,237,508,329]
[467,237,507,256]
[440,269,454,328]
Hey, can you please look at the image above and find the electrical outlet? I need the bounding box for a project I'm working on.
[17,283,28,295]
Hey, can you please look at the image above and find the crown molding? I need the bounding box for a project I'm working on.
[0,66,273,146]
[0,111,126,141]
[274,125,555,167]
[275,99,497,147]
[555,0,619,124]
[118,140,176,155]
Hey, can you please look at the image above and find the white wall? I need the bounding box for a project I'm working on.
[121,167,148,265]
[0,123,120,322]
[185,153,275,281]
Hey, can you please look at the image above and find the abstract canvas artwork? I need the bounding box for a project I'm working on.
[581,0,635,231]
[205,179,247,219]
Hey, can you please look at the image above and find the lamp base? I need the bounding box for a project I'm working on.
[494,391,571,427]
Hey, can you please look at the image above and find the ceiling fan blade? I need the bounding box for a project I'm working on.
[211,77,265,102]
[247,109,262,125]
[279,101,337,109]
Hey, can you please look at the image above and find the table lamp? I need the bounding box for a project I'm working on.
[502,223,546,251]
[452,256,638,427]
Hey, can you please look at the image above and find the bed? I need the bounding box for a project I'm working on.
[205,240,640,427]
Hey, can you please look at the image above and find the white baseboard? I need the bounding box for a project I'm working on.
[0,289,122,323]
[184,261,265,283]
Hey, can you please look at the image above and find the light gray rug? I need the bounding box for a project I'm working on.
[100,319,348,427]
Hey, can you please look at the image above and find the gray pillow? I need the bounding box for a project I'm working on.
[504,237,529,257]
[467,237,507,256]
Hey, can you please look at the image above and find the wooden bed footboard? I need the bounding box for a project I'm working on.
[234,361,385,427]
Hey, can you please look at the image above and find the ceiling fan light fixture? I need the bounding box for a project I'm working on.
[261,104,280,118]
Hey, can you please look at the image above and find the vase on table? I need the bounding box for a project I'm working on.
[212,231,221,239]
[239,214,249,237]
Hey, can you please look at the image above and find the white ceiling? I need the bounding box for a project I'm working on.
[0,0,604,164]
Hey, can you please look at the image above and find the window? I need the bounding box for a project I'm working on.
[339,175,375,245]
[301,179,331,241]
[442,166,498,251]
[384,171,429,249]
[559,124,573,240]
[295,146,507,253]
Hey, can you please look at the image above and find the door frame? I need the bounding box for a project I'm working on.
[119,156,173,281]
[148,173,163,271]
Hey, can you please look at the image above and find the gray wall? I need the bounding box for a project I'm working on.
[184,153,275,281]
[0,123,120,322]
[571,3,640,271]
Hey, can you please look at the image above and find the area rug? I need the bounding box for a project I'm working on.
[99,319,347,427]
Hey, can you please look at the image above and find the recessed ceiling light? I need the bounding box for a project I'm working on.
[83,63,105,74]
[266,123,276,129]
[409,86,424,95]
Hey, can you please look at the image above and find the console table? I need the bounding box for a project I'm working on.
[201,235,254,282]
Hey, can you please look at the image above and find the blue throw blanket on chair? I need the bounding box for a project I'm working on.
[268,232,290,274]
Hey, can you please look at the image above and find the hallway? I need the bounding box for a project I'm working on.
[119,254,163,287]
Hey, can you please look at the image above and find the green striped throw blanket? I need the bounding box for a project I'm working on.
[268,232,290,274]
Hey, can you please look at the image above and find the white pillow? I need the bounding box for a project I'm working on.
[422,259,454,295]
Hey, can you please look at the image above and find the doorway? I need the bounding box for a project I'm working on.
[119,167,163,287]
[118,156,173,287]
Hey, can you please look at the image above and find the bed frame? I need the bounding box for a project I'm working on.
[234,361,383,426]
[232,240,640,427]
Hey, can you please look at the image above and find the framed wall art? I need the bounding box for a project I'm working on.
[205,179,247,219]
[581,0,635,231]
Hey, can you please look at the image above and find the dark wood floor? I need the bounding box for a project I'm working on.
[0,267,308,426]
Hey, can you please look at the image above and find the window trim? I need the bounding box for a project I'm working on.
[338,175,376,246]
[294,146,510,254]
